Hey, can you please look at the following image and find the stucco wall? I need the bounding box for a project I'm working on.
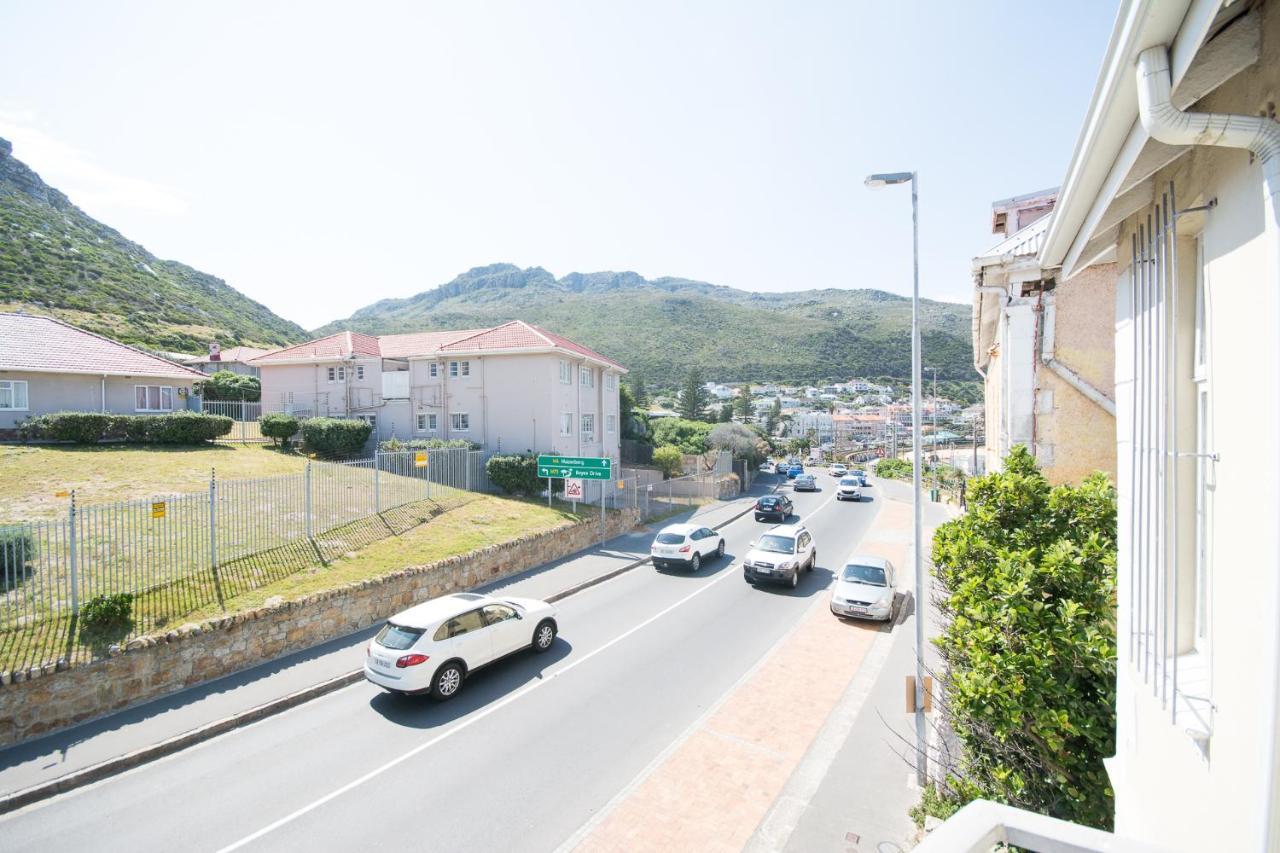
[0,371,200,430]
[0,507,640,747]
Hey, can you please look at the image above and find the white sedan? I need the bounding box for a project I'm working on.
[365,592,558,699]
[831,554,897,621]
[650,523,726,571]
[830,463,848,477]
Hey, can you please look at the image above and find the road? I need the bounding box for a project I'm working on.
[0,472,888,853]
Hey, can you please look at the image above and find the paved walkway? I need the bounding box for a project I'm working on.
[0,485,771,798]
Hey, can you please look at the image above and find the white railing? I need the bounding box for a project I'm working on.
[914,801,1154,852]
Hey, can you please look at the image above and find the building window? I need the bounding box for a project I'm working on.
[580,366,594,387]
[559,360,571,384]
[449,360,471,378]
[581,413,595,440]
[606,374,616,393]
[134,385,174,412]
[429,362,439,378]
[451,412,469,431]
[606,414,616,433]
[416,413,438,432]
[461,360,470,377]
[0,379,28,411]
[327,366,346,383]
[560,412,573,436]
[356,365,365,380]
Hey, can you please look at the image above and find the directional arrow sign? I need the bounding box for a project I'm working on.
[537,455,612,480]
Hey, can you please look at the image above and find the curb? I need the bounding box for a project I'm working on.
[0,487,770,812]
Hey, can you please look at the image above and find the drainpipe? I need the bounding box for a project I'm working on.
[1138,44,1280,849]
[1038,296,1117,416]
[101,374,107,412]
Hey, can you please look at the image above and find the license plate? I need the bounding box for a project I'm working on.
[754,565,770,573]
[850,606,867,614]
[374,656,394,669]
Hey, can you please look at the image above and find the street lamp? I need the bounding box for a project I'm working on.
[866,169,928,787]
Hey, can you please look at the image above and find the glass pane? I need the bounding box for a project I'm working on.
[0,384,9,409]
[147,386,160,410]
[136,386,148,409]
[16,382,26,408]
[161,387,173,410]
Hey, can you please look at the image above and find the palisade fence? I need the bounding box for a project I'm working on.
[0,449,491,635]
[202,400,267,444]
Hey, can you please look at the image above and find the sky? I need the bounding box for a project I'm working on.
[0,1,1119,331]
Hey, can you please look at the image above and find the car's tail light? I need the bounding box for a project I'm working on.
[366,641,372,656]
[396,653,430,668]
[679,545,691,553]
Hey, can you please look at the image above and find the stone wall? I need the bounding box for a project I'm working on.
[0,508,640,748]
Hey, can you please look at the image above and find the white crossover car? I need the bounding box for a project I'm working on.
[836,476,863,501]
[651,523,726,571]
[742,523,817,589]
[830,554,896,621]
[830,463,848,477]
[365,592,558,699]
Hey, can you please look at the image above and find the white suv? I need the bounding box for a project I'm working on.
[650,523,726,571]
[742,523,817,589]
[836,476,863,501]
[365,592,558,699]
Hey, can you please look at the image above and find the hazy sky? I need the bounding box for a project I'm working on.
[1,1,1117,330]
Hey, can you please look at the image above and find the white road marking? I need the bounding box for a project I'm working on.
[216,562,745,852]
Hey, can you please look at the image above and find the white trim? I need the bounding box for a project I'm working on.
[0,379,28,411]
[450,412,470,432]
[134,384,175,412]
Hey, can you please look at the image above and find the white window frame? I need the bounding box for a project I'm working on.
[606,373,616,393]
[581,413,595,441]
[606,414,616,433]
[134,384,174,412]
[327,366,346,383]
[460,360,470,377]
[0,379,29,411]
[580,366,594,387]
[356,365,365,381]
[415,413,437,432]
[559,360,571,384]
[429,362,439,378]
[451,412,470,432]
[560,412,573,436]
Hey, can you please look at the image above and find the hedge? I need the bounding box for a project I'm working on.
[18,412,233,445]
[259,413,300,447]
[299,417,373,458]
[379,437,478,452]
[486,454,548,496]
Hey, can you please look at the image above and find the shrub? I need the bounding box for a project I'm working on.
[485,454,548,496]
[260,413,300,448]
[18,412,232,445]
[379,437,477,452]
[0,527,35,587]
[930,446,1117,829]
[652,445,684,479]
[651,418,713,454]
[21,412,111,443]
[708,422,768,465]
[198,370,261,402]
[79,592,134,635]
[142,412,233,444]
[875,457,913,480]
[300,417,373,458]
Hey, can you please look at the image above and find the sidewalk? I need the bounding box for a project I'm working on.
[0,483,772,802]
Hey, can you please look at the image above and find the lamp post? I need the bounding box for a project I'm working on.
[865,170,927,787]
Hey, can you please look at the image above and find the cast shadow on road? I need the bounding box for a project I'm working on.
[367,639,575,730]
[650,550,743,580]
[748,566,836,598]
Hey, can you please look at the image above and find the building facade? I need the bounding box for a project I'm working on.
[252,321,624,462]
[188,343,268,377]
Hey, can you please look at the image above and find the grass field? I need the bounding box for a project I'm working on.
[0,444,310,522]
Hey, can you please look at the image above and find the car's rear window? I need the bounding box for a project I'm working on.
[840,477,858,486]
[376,622,425,650]
[758,497,779,506]
[656,532,687,544]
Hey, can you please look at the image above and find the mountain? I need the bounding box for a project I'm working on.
[0,137,306,354]
[316,264,976,387]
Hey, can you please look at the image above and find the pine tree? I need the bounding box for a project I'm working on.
[629,375,649,407]
[733,385,753,419]
[677,368,710,421]
[718,404,733,422]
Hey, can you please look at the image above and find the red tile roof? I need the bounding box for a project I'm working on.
[250,331,382,363]
[190,346,269,365]
[378,329,484,359]
[439,321,625,370]
[0,312,206,379]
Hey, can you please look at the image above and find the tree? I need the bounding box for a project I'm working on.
[733,385,753,419]
[929,446,1117,829]
[652,445,684,479]
[198,370,261,402]
[620,383,651,441]
[677,368,710,422]
[717,404,733,422]
[787,436,811,456]
[650,418,713,454]
[708,422,767,465]
[764,397,782,435]
[628,375,649,408]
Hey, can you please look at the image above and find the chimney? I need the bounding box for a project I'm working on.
[209,341,222,361]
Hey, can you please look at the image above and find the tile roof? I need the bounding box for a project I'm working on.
[0,312,206,379]
[190,346,269,365]
[252,320,625,371]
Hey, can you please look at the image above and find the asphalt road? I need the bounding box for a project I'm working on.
[0,472,886,853]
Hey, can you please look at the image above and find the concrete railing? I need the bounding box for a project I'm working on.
[914,801,1161,853]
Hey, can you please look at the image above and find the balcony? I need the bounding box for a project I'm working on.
[914,801,1157,852]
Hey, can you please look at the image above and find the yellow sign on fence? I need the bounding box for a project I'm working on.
[414,452,428,468]
[54,490,70,498]
[617,480,626,489]
[151,501,167,519]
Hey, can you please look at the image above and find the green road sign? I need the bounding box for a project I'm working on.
[537,455,612,480]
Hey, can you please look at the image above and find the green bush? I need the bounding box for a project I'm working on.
[485,454,550,496]
[259,413,300,448]
[379,437,477,452]
[198,370,261,402]
[930,446,1117,829]
[142,411,233,444]
[20,412,112,443]
[0,527,35,586]
[300,417,373,458]
[19,412,232,445]
[652,445,684,479]
[79,592,134,635]
[875,457,913,480]
[651,418,713,454]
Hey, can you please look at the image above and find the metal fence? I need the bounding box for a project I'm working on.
[202,400,268,444]
[0,449,491,634]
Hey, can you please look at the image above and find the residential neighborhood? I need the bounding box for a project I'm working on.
[1,2,1279,853]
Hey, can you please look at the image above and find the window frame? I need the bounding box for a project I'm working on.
[559,360,571,384]
[451,412,470,432]
[355,365,365,381]
[416,413,439,433]
[460,360,470,377]
[0,379,29,411]
[429,362,439,378]
[449,361,459,378]
[580,413,595,440]
[560,412,573,436]
[606,413,616,433]
[134,384,175,413]
[580,366,594,387]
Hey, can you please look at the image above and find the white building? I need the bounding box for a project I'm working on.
[252,321,625,460]
[924,2,1280,849]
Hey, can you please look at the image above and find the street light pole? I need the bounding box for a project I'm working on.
[866,169,928,787]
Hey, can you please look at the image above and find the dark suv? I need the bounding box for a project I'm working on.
[754,494,793,522]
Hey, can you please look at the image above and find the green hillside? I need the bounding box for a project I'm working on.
[317,264,976,387]
[0,137,306,353]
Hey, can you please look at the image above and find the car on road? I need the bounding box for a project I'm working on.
[365,592,559,699]
[851,469,869,486]
[754,494,794,522]
[786,463,804,479]
[742,523,817,589]
[650,523,726,571]
[829,463,848,477]
[835,476,863,501]
[793,473,818,491]
[830,554,896,621]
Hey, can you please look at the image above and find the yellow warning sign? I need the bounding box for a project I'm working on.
[617,480,626,489]
[151,501,166,519]
[55,490,70,498]
[414,452,428,468]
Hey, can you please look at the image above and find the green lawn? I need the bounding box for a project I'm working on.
[0,444,310,522]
